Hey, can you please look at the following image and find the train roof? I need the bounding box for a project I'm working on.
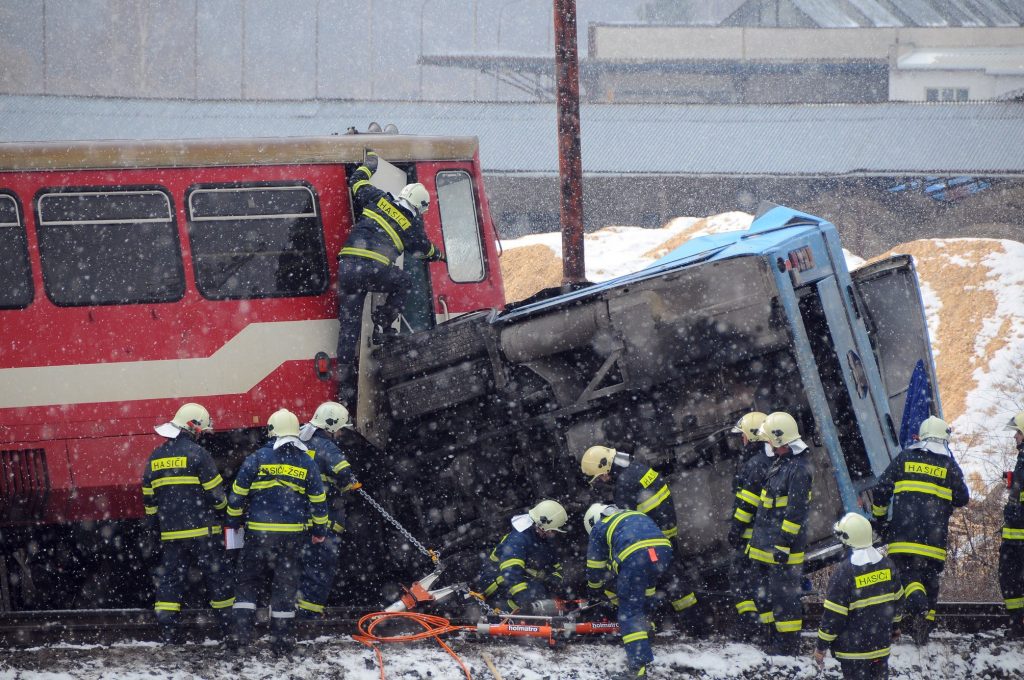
[0,134,480,172]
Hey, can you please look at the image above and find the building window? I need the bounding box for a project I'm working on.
[925,87,968,102]
[36,188,184,306]
[186,184,328,299]
[435,171,485,283]
[0,192,33,309]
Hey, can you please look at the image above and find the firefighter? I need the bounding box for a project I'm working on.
[141,402,235,643]
[870,415,969,645]
[296,401,360,618]
[726,411,773,641]
[584,503,673,679]
[335,150,446,406]
[814,513,903,680]
[581,445,702,632]
[999,412,1024,638]
[227,409,329,655]
[475,500,567,613]
[746,411,813,656]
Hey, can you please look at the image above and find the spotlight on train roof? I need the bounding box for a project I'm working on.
[384,123,399,134]
[367,121,383,133]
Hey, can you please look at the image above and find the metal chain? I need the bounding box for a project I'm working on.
[357,488,440,563]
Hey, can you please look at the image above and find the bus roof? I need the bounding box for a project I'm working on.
[0,134,480,172]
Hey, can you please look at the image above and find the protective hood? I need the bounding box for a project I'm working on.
[613,451,631,468]
[762,443,776,458]
[908,439,952,457]
[511,513,534,532]
[298,422,318,442]
[850,546,884,566]
[273,435,306,450]
[789,439,808,455]
[154,422,182,439]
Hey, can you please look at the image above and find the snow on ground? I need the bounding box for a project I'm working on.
[3,631,1022,680]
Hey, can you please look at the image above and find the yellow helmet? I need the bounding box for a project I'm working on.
[171,403,213,434]
[267,409,301,438]
[310,401,351,433]
[833,512,873,549]
[758,411,801,448]
[1006,412,1024,435]
[918,416,950,442]
[528,500,568,533]
[731,411,767,442]
[581,445,615,481]
[584,503,618,535]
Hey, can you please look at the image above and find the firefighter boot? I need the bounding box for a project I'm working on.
[733,613,761,643]
[911,612,932,646]
[269,617,295,658]
[1010,613,1024,640]
[155,611,185,645]
[614,665,648,679]
[768,631,801,656]
[216,609,233,642]
[228,607,256,652]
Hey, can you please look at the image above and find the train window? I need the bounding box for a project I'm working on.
[186,184,328,299]
[435,171,485,283]
[0,193,33,309]
[36,188,184,306]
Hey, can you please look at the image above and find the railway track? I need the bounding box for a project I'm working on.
[0,601,1009,648]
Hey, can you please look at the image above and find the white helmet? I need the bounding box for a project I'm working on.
[918,415,950,442]
[398,182,430,214]
[310,401,351,433]
[581,445,615,481]
[584,503,619,535]
[528,500,568,533]
[758,411,801,448]
[1006,412,1024,435]
[833,512,873,549]
[267,409,301,438]
[171,402,213,434]
[731,412,767,442]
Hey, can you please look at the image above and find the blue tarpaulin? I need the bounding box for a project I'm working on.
[899,359,934,449]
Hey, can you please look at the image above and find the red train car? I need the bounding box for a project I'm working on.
[0,134,505,609]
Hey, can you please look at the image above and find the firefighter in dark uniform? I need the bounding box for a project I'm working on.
[870,415,969,645]
[726,411,773,641]
[142,402,235,643]
[335,150,445,406]
[584,503,674,680]
[475,500,567,613]
[296,401,360,617]
[999,412,1024,638]
[814,513,903,680]
[581,445,702,631]
[227,409,329,654]
[746,411,813,656]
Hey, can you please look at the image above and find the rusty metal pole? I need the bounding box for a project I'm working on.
[553,0,586,284]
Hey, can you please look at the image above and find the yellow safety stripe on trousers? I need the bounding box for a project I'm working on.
[311,513,329,525]
[151,476,201,488]
[339,246,391,265]
[202,474,224,490]
[501,558,526,571]
[759,492,788,509]
[227,506,243,517]
[781,519,801,535]
[774,619,802,633]
[835,647,891,660]
[759,611,775,624]
[231,481,250,496]
[645,587,657,597]
[617,538,672,567]
[662,526,679,539]
[735,600,757,615]
[736,488,760,506]
[214,499,227,510]
[154,601,181,612]
[587,581,604,590]
[246,521,306,532]
[361,209,405,252]
[817,629,838,642]
[1005,596,1024,610]
[211,597,235,609]
[622,631,649,644]
[142,486,154,496]
[742,528,753,539]
[332,460,352,474]
[734,508,754,523]
[823,599,849,615]
[587,559,608,569]
[161,527,211,541]
[144,505,158,515]
[1002,527,1024,540]
[636,484,671,514]
[872,504,888,517]
[747,545,805,565]
[849,593,898,610]
[671,593,698,611]
[926,609,936,621]
[484,576,505,596]
[894,480,953,501]
[888,542,947,561]
[904,581,927,597]
[298,599,325,614]
[508,582,528,596]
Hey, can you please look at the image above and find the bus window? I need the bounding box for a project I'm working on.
[186,184,328,299]
[435,171,484,283]
[0,192,32,309]
[36,188,184,306]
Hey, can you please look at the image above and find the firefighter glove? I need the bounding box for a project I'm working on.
[364,150,379,173]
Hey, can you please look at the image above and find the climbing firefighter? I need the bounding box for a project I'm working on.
[296,401,360,617]
[726,411,773,641]
[475,500,567,614]
[141,402,235,643]
[581,445,702,632]
[745,411,813,656]
[335,150,446,406]
[999,412,1024,638]
[814,512,903,680]
[870,415,969,645]
[227,409,329,655]
[584,503,673,679]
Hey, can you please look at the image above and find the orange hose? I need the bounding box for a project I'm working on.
[353,611,477,680]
